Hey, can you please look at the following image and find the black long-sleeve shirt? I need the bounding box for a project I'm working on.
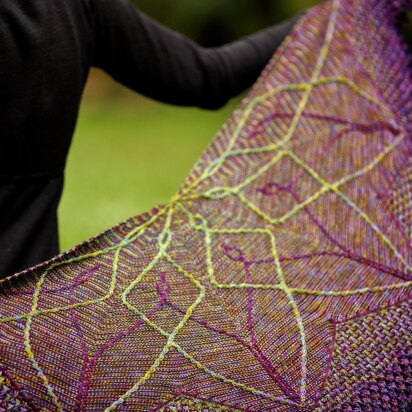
[0,0,302,278]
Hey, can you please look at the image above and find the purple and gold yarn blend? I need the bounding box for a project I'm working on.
[1,0,412,410]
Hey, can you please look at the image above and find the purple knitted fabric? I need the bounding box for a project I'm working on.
[1,0,412,410]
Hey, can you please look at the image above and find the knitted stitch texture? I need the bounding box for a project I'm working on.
[1,0,412,410]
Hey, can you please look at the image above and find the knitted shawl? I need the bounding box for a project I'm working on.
[1,0,411,410]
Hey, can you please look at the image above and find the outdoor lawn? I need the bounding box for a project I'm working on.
[58,75,238,251]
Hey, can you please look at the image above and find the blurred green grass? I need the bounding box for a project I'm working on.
[58,93,238,251]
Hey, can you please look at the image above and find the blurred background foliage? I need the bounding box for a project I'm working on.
[133,0,319,46]
[59,0,332,250]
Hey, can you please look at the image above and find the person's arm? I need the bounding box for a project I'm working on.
[91,0,302,109]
